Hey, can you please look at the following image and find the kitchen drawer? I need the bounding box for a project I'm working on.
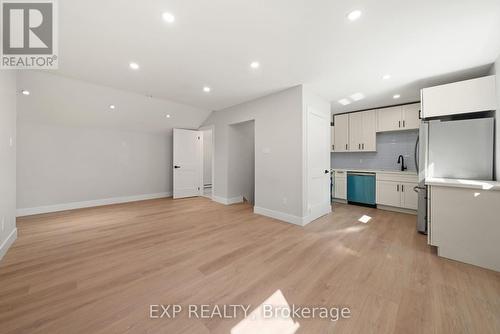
[376,172,417,183]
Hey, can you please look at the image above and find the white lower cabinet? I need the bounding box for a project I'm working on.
[376,173,418,211]
[401,182,418,210]
[376,181,401,207]
[334,171,347,200]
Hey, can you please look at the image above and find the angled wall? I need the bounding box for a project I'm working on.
[0,72,17,260]
[16,71,210,216]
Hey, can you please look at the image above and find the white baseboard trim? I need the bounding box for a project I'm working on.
[16,192,172,217]
[212,195,244,205]
[253,206,304,226]
[0,228,17,261]
[377,204,417,215]
[302,203,332,226]
[332,198,347,204]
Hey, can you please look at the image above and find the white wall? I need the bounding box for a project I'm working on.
[202,129,213,185]
[17,71,210,215]
[202,86,305,221]
[17,124,171,212]
[0,72,17,260]
[228,121,255,204]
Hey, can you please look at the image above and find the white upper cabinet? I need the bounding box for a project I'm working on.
[377,103,420,132]
[421,76,497,118]
[402,103,421,130]
[333,114,349,152]
[349,110,376,152]
[348,112,363,151]
[377,106,402,132]
[333,104,416,153]
[361,110,376,151]
[331,126,335,152]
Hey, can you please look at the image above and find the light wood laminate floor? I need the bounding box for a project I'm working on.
[1,198,499,334]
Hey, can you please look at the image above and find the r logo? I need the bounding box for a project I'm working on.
[2,1,53,54]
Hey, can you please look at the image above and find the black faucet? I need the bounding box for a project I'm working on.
[397,155,407,171]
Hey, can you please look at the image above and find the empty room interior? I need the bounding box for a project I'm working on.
[2,1,500,333]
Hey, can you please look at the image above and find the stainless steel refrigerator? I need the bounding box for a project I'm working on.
[415,117,495,233]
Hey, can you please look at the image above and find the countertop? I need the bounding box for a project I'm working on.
[425,177,500,191]
[331,168,417,176]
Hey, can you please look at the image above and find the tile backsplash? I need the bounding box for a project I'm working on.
[331,130,419,171]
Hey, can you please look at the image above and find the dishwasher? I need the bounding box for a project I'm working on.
[347,172,376,207]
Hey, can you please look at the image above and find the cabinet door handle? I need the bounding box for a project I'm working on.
[362,143,364,149]
[397,184,399,192]
[358,143,361,149]
[332,145,334,150]
[402,184,404,192]
[399,120,401,128]
[403,120,406,128]
[345,144,348,150]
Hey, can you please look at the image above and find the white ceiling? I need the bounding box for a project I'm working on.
[54,0,500,112]
[18,71,210,134]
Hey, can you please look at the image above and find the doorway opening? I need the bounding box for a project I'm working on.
[201,128,214,199]
[228,120,255,205]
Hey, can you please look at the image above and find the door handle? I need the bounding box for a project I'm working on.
[414,186,425,193]
[174,165,181,169]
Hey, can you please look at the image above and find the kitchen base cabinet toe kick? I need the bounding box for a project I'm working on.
[332,169,418,214]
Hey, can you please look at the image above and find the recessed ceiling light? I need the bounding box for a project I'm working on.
[21,90,30,95]
[393,94,401,99]
[382,74,391,80]
[347,10,362,21]
[129,62,139,70]
[166,114,171,118]
[338,98,351,106]
[350,92,365,101]
[250,61,260,69]
[203,86,211,93]
[162,12,175,23]
[109,104,116,110]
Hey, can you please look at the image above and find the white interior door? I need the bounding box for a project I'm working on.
[173,129,203,199]
[307,107,331,221]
